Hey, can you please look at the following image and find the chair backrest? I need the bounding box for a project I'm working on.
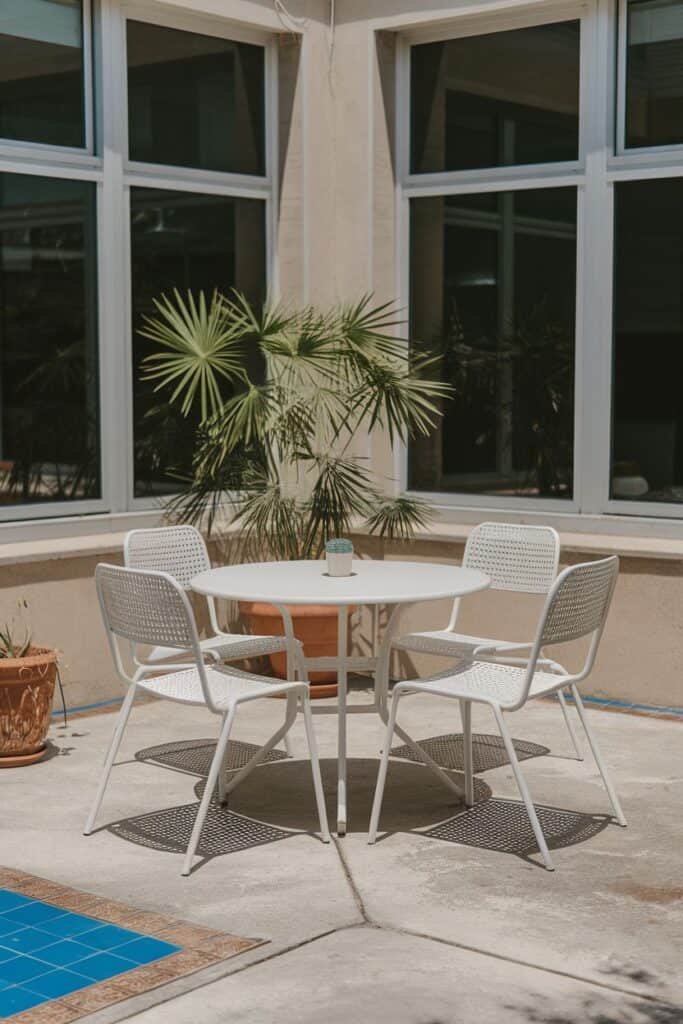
[511,555,619,710]
[463,522,560,594]
[124,526,211,591]
[539,555,619,648]
[96,563,199,653]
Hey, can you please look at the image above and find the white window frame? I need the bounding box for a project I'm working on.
[397,1,592,516]
[397,0,683,523]
[0,0,103,523]
[119,0,277,511]
[0,0,278,523]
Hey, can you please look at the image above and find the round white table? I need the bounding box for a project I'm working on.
[192,559,490,835]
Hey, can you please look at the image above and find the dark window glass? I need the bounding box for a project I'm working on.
[409,189,576,499]
[411,22,580,174]
[626,0,683,149]
[0,0,84,148]
[0,174,99,507]
[612,179,683,503]
[127,21,265,175]
[131,188,266,497]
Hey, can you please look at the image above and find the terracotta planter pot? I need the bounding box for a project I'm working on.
[0,647,58,767]
[239,602,354,699]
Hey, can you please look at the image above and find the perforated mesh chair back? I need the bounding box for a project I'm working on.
[463,522,560,594]
[124,526,211,591]
[540,556,619,647]
[96,563,199,652]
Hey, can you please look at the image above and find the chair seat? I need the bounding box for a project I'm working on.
[137,666,302,709]
[144,632,296,665]
[393,630,522,658]
[401,660,567,708]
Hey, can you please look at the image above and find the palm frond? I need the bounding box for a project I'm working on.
[365,494,433,539]
[140,289,247,421]
[302,455,376,556]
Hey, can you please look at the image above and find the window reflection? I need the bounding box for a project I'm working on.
[612,179,683,503]
[130,188,265,497]
[127,21,265,175]
[626,0,683,149]
[411,22,580,174]
[409,189,577,498]
[0,173,99,506]
[0,0,84,148]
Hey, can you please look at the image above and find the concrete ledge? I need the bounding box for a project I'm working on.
[4,520,683,567]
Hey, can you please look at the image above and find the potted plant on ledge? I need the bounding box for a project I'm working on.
[0,622,58,767]
[139,291,451,694]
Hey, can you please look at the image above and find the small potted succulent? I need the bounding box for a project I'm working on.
[0,611,58,767]
[326,538,354,577]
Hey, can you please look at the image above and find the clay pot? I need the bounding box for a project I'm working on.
[239,603,354,699]
[0,647,58,767]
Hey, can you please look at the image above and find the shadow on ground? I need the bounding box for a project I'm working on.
[106,736,610,871]
[424,798,611,867]
[390,732,550,772]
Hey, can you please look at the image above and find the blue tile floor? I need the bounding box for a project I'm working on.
[0,890,180,1019]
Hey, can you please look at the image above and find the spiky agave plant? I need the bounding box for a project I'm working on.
[139,290,451,558]
[0,625,31,659]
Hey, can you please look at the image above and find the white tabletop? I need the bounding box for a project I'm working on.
[191,559,489,606]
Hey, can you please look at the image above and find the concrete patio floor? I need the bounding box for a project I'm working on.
[1,680,682,1024]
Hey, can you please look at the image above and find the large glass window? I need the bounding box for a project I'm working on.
[410,22,580,175]
[409,189,577,499]
[0,173,99,507]
[130,188,266,498]
[626,0,683,149]
[0,0,85,148]
[612,178,683,503]
[127,21,265,175]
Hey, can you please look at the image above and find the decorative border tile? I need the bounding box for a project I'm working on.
[0,869,263,1023]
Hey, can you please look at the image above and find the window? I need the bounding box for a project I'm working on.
[0,173,98,507]
[410,22,580,174]
[0,0,85,148]
[409,190,577,498]
[126,20,265,175]
[612,178,683,503]
[625,0,683,149]
[406,15,581,507]
[130,188,266,497]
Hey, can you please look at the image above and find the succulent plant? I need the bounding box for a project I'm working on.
[0,625,31,660]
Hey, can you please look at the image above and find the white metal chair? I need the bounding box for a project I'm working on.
[369,555,626,870]
[124,525,300,668]
[125,525,304,757]
[392,522,582,757]
[85,563,330,876]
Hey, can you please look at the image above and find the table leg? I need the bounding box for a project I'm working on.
[337,606,348,836]
[276,604,300,759]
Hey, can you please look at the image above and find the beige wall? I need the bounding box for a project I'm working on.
[2,537,681,712]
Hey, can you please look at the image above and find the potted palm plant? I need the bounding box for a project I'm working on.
[0,617,58,767]
[139,291,451,693]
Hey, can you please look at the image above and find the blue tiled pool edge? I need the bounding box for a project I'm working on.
[0,869,262,1023]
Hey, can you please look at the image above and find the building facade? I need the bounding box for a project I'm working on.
[1,0,682,709]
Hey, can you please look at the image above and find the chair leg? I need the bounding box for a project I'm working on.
[182,705,237,877]
[84,685,137,836]
[222,695,299,801]
[460,699,474,807]
[557,689,583,760]
[368,688,403,844]
[491,705,554,871]
[570,685,627,826]
[301,693,331,843]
